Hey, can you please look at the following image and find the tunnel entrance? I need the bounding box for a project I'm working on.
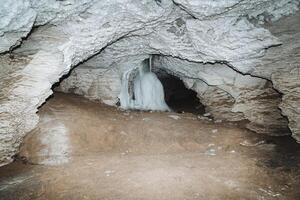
[157,73,205,115]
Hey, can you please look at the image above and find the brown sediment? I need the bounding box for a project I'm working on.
[0,92,300,200]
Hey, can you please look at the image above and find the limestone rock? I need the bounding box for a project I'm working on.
[57,67,122,106]
[235,13,300,141]
[29,0,94,26]
[173,0,299,21]
[190,82,245,122]
[0,0,36,53]
[154,56,289,135]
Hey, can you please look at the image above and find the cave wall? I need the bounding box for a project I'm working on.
[60,53,289,136]
[155,56,289,135]
[0,0,299,166]
[239,13,300,144]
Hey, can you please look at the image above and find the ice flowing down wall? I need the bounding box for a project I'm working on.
[0,0,300,166]
[118,58,170,111]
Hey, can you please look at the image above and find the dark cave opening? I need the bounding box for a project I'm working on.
[157,73,205,115]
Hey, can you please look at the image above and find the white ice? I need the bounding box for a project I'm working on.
[119,57,170,111]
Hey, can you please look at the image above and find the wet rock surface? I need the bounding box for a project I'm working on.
[0,93,300,200]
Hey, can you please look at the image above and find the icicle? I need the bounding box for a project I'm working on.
[118,69,132,109]
[149,55,152,72]
[119,58,170,111]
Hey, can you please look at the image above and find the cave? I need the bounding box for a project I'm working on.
[0,1,300,200]
[156,70,205,115]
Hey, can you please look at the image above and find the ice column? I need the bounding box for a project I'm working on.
[119,57,170,111]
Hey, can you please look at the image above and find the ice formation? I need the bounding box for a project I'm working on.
[119,58,170,111]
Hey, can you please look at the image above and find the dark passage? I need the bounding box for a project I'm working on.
[158,74,205,115]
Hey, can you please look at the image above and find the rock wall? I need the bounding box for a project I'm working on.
[0,0,36,53]
[0,0,299,166]
[154,56,289,136]
[231,12,300,142]
[182,79,245,122]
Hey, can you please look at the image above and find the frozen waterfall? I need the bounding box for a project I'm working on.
[119,58,170,111]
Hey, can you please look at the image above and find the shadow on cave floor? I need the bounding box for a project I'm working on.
[0,92,300,200]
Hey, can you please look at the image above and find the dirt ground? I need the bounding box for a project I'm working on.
[0,92,300,200]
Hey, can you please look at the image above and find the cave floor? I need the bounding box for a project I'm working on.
[1,92,300,200]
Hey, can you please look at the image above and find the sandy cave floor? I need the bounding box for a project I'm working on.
[0,92,300,200]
